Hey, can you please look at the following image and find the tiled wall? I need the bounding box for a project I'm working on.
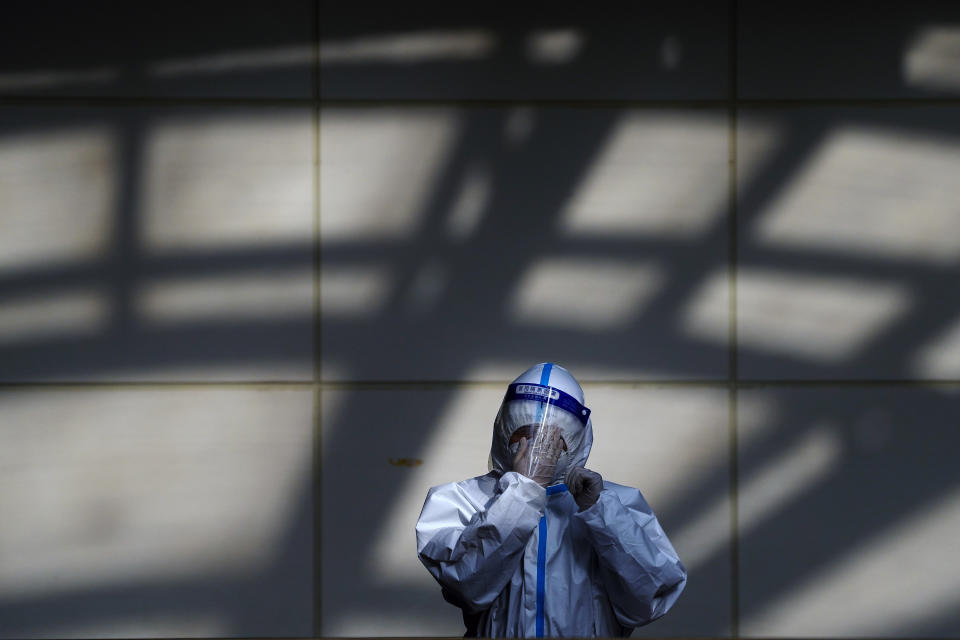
[2,1,959,637]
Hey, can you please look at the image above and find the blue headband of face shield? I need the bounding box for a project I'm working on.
[503,383,591,426]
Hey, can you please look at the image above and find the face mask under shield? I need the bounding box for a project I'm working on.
[494,383,591,485]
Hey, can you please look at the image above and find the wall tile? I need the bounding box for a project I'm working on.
[0,1,314,99]
[738,386,960,637]
[0,388,315,638]
[738,1,960,99]
[320,107,730,382]
[0,107,315,382]
[735,108,960,379]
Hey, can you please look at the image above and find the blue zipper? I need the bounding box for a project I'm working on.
[536,363,555,639]
[536,483,568,637]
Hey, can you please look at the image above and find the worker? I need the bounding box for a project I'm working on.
[416,362,686,637]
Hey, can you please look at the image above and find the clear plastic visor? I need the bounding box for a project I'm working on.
[496,383,591,480]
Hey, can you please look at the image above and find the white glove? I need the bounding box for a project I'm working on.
[512,426,563,487]
[566,466,603,511]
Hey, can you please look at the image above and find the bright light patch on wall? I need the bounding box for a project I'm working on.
[904,26,960,92]
[587,386,732,570]
[510,258,663,330]
[321,108,459,240]
[320,266,392,316]
[142,112,313,252]
[0,290,106,344]
[445,163,491,239]
[0,389,312,598]
[686,269,909,362]
[0,66,117,90]
[755,126,960,264]
[152,45,313,76]
[743,482,960,636]
[588,387,731,508]
[670,496,730,572]
[681,269,730,349]
[0,127,115,272]
[737,117,784,189]
[320,30,495,64]
[359,387,504,591]
[660,392,775,570]
[560,112,728,237]
[673,421,841,575]
[739,425,842,534]
[138,271,312,324]
[321,387,503,636]
[29,613,228,639]
[526,29,585,64]
[913,317,960,378]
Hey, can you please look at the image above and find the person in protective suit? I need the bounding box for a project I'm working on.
[416,362,687,637]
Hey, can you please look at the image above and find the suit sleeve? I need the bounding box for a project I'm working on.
[416,472,545,613]
[576,482,687,628]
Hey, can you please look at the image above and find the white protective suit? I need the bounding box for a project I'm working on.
[416,363,687,637]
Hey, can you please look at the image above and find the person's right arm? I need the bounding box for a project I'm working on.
[416,471,545,613]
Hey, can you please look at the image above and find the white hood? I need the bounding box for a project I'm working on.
[488,362,593,484]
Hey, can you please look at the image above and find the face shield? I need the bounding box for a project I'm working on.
[491,382,591,485]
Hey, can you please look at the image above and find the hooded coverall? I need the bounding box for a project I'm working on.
[415,363,687,637]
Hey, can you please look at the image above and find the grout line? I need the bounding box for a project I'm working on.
[315,379,746,390]
[318,379,730,388]
[312,0,323,635]
[729,97,960,107]
[312,388,323,638]
[734,379,960,388]
[0,381,317,391]
[56,637,960,640]
[3,95,960,110]
[0,95,316,108]
[318,97,960,108]
[728,1,740,635]
[1,379,958,392]
[313,62,323,387]
[728,103,739,385]
[60,636,960,640]
[729,385,740,639]
[317,379,960,389]
[319,98,731,109]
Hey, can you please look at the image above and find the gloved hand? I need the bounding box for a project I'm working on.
[566,466,603,511]
[512,426,563,487]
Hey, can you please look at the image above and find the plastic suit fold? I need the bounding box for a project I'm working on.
[416,362,687,637]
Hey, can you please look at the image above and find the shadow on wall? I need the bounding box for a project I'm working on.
[0,1,959,638]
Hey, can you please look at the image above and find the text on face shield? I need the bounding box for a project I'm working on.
[514,384,560,399]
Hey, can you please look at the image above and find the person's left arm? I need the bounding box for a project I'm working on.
[572,474,687,628]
